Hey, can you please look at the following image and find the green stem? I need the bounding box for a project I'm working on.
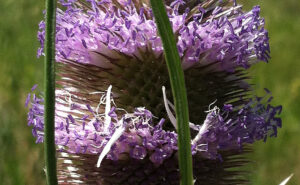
[44,0,58,184]
[150,1,194,185]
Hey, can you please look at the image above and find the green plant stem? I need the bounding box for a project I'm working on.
[150,1,194,185]
[44,0,58,184]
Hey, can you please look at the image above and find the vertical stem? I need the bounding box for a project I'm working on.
[150,1,194,185]
[44,0,58,184]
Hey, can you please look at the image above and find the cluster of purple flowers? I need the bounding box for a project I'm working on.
[26,85,281,166]
[38,0,269,71]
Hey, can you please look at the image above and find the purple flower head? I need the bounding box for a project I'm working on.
[28,0,281,184]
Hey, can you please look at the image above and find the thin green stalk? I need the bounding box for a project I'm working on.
[150,1,194,185]
[44,0,58,184]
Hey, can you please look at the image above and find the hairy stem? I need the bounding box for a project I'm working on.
[44,0,58,184]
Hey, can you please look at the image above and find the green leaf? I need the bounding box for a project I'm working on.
[150,1,194,185]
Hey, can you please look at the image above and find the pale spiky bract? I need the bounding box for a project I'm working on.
[27,0,281,184]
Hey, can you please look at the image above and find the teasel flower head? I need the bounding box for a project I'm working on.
[28,0,281,184]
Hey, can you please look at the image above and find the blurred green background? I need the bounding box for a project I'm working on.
[0,0,299,184]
